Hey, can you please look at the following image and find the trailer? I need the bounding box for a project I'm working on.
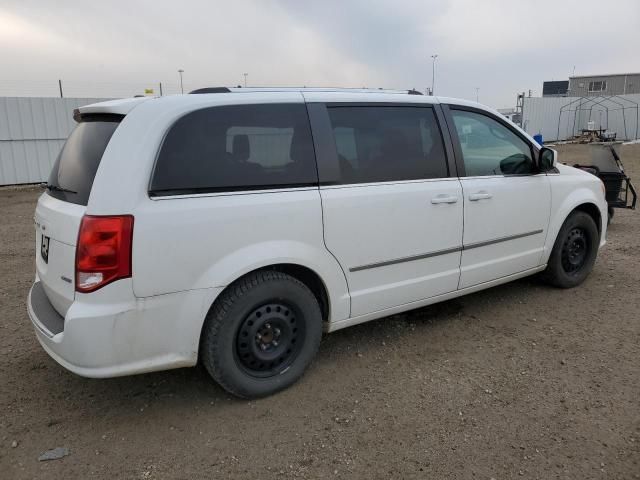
[572,143,637,224]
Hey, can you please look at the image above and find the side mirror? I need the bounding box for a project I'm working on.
[539,147,557,172]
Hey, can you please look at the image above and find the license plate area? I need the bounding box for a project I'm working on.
[41,235,50,263]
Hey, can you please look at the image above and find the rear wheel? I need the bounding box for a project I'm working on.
[200,270,322,398]
[607,206,614,225]
[543,211,599,288]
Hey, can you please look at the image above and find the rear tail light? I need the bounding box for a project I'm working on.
[75,215,134,293]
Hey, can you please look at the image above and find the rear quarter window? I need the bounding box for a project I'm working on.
[150,104,317,195]
[48,118,121,205]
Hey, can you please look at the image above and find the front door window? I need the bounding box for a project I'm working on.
[451,110,534,176]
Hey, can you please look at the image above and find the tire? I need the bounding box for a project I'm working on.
[543,211,600,288]
[200,270,322,399]
[607,206,614,226]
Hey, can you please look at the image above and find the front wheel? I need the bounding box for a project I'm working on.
[543,211,600,288]
[200,270,322,398]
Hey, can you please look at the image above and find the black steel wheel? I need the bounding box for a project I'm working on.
[200,270,322,398]
[543,210,599,288]
[235,302,304,378]
[560,227,589,275]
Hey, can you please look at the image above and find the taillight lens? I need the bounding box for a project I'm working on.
[75,215,134,293]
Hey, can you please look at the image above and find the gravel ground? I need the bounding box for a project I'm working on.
[1,145,639,479]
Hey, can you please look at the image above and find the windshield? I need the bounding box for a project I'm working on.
[47,118,121,205]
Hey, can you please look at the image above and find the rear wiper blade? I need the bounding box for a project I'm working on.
[46,184,77,194]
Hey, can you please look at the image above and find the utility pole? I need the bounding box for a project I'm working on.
[159,82,163,96]
[58,79,63,98]
[430,54,438,96]
[243,73,248,88]
[178,69,184,94]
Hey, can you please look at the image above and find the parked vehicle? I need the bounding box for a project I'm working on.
[28,88,608,398]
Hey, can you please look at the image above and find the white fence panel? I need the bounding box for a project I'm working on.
[0,97,111,185]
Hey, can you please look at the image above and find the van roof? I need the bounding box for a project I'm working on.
[75,88,490,118]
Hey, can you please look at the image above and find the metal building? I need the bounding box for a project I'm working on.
[542,81,569,97]
[568,73,640,97]
[0,97,110,185]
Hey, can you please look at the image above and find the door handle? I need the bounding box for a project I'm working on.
[431,194,458,204]
[469,191,493,201]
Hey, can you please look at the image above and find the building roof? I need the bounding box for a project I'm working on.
[570,72,640,79]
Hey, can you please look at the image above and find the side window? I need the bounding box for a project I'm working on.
[326,106,448,184]
[225,126,295,167]
[150,104,317,194]
[451,110,534,176]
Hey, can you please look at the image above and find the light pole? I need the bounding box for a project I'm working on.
[178,69,184,94]
[243,73,248,88]
[430,54,438,96]
[475,87,479,103]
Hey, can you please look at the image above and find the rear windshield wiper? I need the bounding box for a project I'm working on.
[45,184,77,194]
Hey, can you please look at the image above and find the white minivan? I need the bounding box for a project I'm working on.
[28,88,607,398]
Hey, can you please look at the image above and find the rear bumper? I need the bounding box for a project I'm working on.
[29,281,65,337]
[27,281,221,378]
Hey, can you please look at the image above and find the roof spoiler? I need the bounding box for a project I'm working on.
[72,109,125,123]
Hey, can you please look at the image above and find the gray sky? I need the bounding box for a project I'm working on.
[1,0,639,107]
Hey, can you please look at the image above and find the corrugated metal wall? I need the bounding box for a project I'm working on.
[0,97,111,185]
[522,94,640,142]
[568,74,640,96]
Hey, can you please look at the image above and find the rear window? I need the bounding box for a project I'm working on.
[150,104,317,195]
[47,117,121,205]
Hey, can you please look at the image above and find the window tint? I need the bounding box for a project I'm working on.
[327,106,448,184]
[151,104,317,194]
[47,118,121,206]
[451,110,534,176]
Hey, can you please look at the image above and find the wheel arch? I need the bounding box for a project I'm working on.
[201,260,343,332]
[197,263,335,365]
[543,192,605,265]
[573,202,602,235]
[259,263,330,323]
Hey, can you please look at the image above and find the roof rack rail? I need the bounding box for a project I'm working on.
[189,87,232,94]
[189,86,425,95]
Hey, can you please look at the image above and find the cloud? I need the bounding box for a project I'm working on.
[429,0,640,58]
[0,9,88,57]
[1,0,638,106]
